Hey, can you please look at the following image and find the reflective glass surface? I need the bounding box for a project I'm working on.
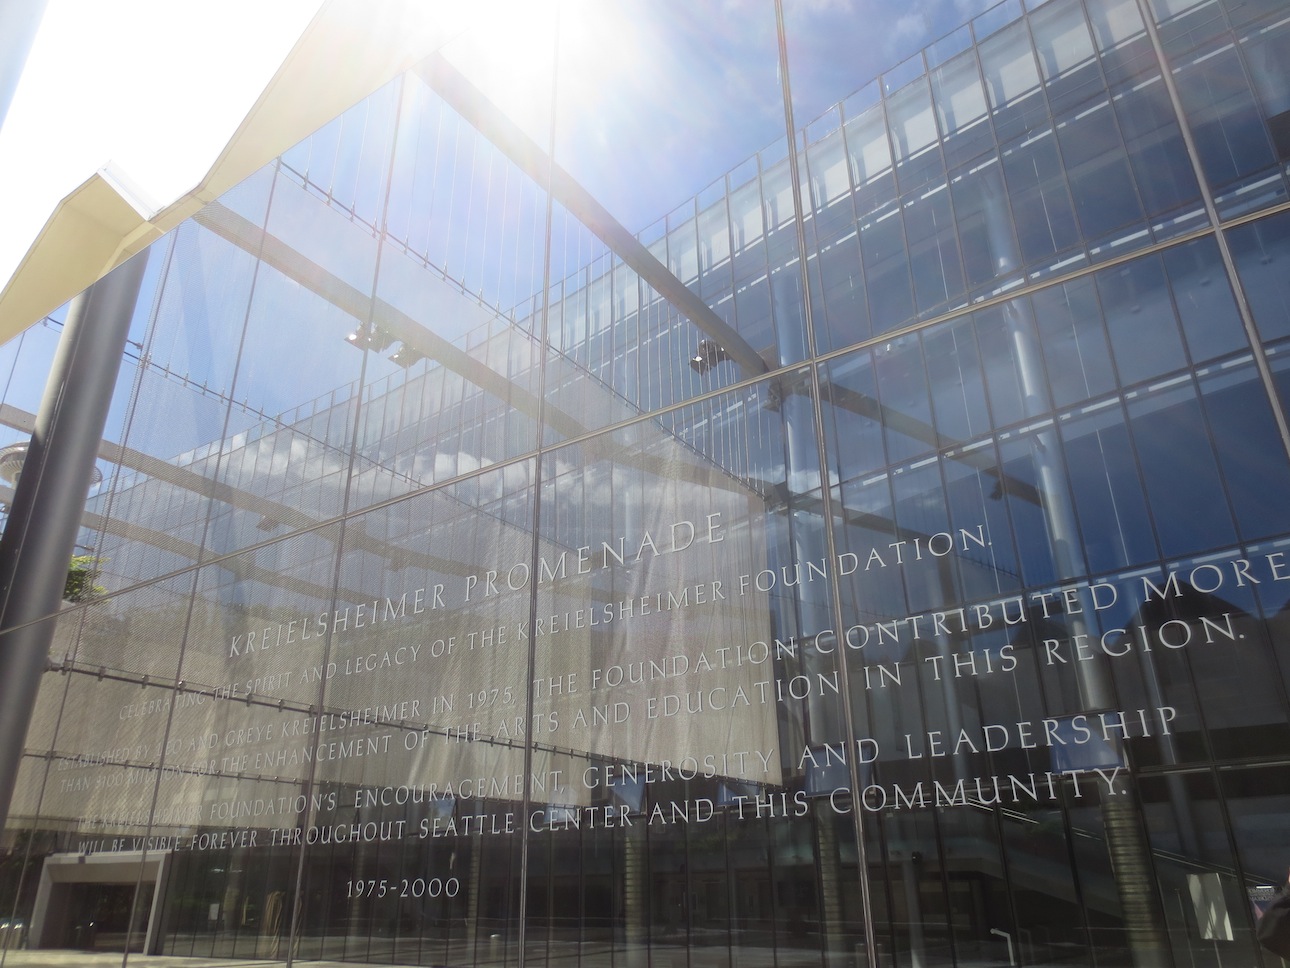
[4,2,1290,966]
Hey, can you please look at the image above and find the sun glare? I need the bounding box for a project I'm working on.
[0,0,320,293]
[438,0,635,145]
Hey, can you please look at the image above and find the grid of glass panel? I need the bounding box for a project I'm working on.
[2,0,1290,965]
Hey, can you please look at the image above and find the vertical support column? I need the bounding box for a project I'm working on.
[623,825,647,968]
[898,851,926,968]
[466,832,483,952]
[814,814,844,968]
[981,186,1170,967]
[0,252,147,833]
[771,2,880,965]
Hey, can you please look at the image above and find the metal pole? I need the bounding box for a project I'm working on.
[981,183,1170,966]
[772,3,879,965]
[0,252,147,833]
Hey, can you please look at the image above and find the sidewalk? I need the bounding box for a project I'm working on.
[0,955,272,968]
[0,954,382,968]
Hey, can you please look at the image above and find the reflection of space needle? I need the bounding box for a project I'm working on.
[0,441,103,490]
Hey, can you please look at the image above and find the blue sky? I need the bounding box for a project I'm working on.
[0,0,1001,305]
[542,0,1001,231]
[0,0,321,300]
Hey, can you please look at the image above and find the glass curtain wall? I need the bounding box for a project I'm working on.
[1,0,1290,966]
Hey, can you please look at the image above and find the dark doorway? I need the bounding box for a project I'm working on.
[61,881,153,952]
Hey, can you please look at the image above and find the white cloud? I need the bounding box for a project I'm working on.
[954,0,1000,18]
[888,11,931,57]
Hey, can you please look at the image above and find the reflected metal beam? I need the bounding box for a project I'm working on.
[1,480,551,660]
[195,201,590,444]
[0,401,720,615]
[417,51,1041,514]
[817,382,1042,506]
[416,52,770,378]
[194,200,754,498]
[0,483,370,610]
[382,58,1036,510]
[0,401,480,581]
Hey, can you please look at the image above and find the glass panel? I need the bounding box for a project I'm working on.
[1112,75,1202,221]
[875,335,937,465]
[697,196,732,283]
[1057,100,1145,240]
[1032,0,1104,112]
[1095,254,1188,386]
[1228,209,1290,342]
[1033,274,1118,408]
[932,50,996,166]
[822,349,887,484]
[730,178,767,261]
[974,300,1051,426]
[923,316,991,443]
[844,103,894,186]
[1060,403,1157,572]
[1154,0,1228,56]
[997,429,1066,584]
[975,0,1025,40]
[811,231,869,353]
[950,158,1020,290]
[825,348,887,485]
[1224,765,1290,937]
[1032,0,1096,79]
[808,128,852,211]
[979,19,1045,141]
[1087,0,1148,49]
[1174,45,1277,202]
[199,217,369,557]
[859,209,916,333]
[1001,131,1081,268]
[1199,364,1290,540]
[904,186,965,315]
[13,5,1290,968]
[887,79,938,162]
[1243,21,1290,133]
[1127,380,1238,556]
[762,158,796,231]
[1151,0,1212,19]
[932,51,987,135]
[1161,235,1245,362]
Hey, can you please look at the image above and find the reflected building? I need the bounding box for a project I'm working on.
[2,0,1290,966]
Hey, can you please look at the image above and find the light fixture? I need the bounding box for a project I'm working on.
[345,323,394,352]
[389,345,427,367]
[689,339,732,374]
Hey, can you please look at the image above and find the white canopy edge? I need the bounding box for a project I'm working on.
[0,0,463,343]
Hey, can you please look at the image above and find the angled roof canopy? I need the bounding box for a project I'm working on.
[0,0,469,344]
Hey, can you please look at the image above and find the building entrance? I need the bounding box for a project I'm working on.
[59,881,151,951]
[28,851,168,954]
